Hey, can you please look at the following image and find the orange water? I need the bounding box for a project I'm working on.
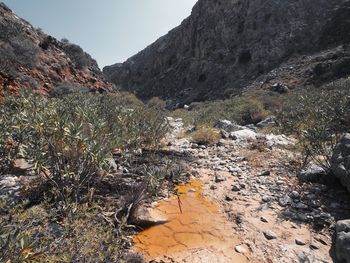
[133,180,248,262]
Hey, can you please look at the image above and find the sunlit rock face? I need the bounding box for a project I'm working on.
[104,0,350,106]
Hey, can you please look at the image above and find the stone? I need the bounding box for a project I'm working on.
[215,174,226,183]
[256,116,276,128]
[279,195,293,207]
[335,220,350,263]
[332,134,350,193]
[298,163,327,183]
[260,216,269,223]
[210,185,217,190]
[235,245,248,254]
[229,167,243,175]
[271,83,289,94]
[264,134,296,147]
[259,171,270,176]
[295,239,307,246]
[262,195,271,202]
[310,242,320,250]
[130,206,168,227]
[290,191,300,199]
[232,185,241,192]
[263,230,277,240]
[225,195,234,201]
[214,120,245,132]
[230,129,257,141]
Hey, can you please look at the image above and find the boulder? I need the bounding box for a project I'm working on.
[130,206,168,227]
[166,117,184,131]
[332,133,350,192]
[214,119,245,132]
[264,134,296,147]
[298,163,327,182]
[270,83,289,94]
[336,219,350,263]
[256,116,277,128]
[230,129,257,141]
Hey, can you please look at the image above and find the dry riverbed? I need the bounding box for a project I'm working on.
[131,118,350,263]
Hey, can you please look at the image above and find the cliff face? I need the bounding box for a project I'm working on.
[104,0,350,106]
[0,2,112,98]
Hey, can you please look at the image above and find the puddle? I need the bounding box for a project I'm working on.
[133,180,248,262]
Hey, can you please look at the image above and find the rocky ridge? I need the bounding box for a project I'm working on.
[0,2,112,100]
[104,0,350,106]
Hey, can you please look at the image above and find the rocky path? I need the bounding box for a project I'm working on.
[133,118,350,262]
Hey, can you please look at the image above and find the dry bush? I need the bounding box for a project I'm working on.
[191,126,221,145]
[278,78,350,170]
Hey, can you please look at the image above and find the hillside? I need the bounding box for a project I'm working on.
[104,0,350,106]
[0,2,112,99]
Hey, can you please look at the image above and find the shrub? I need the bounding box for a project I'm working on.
[0,35,39,78]
[170,89,281,128]
[238,98,270,125]
[191,126,221,145]
[278,79,350,170]
[0,91,168,210]
[61,42,96,70]
[50,83,90,98]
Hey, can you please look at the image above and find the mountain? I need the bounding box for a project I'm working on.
[0,2,112,99]
[103,0,350,106]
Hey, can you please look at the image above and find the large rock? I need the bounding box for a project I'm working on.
[336,220,350,263]
[104,0,350,105]
[230,129,257,141]
[256,116,277,128]
[130,206,168,227]
[214,120,245,132]
[298,163,327,183]
[332,133,350,192]
[264,134,296,147]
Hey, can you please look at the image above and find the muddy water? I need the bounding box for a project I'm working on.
[133,180,248,262]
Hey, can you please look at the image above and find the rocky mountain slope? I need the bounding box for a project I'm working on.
[0,2,112,99]
[104,0,350,106]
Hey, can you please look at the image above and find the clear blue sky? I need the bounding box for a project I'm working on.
[2,0,197,68]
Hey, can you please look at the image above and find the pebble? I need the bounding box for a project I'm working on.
[225,195,234,201]
[210,185,217,190]
[262,196,271,202]
[290,191,300,199]
[232,185,241,192]
[215,174,226,183]
[260,216,269,223]
[235,245,248,254]
[310,242,320,250]
[263,230,277,240]
[295,239,307,246]
[259,171,271,176]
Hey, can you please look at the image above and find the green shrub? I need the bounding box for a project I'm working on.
[170,89,281,127]
[278,79,350,170]
[0,91,168,209]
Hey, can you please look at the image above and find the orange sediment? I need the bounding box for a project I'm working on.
[133,180,249,262]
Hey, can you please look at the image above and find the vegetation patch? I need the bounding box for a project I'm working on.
[0,90,188,262]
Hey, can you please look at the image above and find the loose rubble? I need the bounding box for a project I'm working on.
[157,117,350,262]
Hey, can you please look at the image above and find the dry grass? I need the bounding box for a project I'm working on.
[191,126,221,145]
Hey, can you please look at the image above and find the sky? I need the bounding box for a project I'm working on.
[3,0,198,68]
